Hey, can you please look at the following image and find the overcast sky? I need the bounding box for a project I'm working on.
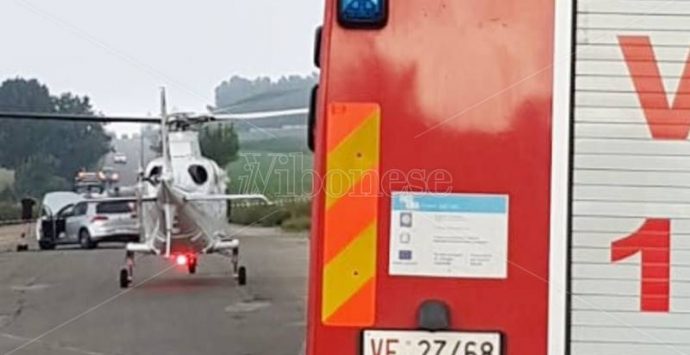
[0,0,323,134]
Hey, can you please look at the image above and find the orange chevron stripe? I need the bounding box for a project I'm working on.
[326,103,379,152]
[323,170,378,263]
[322,102,380,327]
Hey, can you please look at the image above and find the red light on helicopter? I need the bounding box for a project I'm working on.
[175,254,188,266]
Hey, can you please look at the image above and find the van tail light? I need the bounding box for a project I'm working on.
[91,215,109,223]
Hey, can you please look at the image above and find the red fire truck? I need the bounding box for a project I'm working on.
[307,0,690,354]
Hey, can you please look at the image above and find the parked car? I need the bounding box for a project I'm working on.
[63,200,140,249]
[37,194,140,250]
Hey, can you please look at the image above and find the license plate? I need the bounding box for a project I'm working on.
[363,330,501,355]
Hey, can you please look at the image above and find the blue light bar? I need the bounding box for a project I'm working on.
[338,0,387,28]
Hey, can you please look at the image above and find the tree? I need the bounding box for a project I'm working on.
[214,74,318,132]
[0,78,111,197]
[215,73,319,112]
[200,124,240,168]
[14,155,70,199]
[142,124,162,155]
[50,93,111,179]
[0,79,54,168]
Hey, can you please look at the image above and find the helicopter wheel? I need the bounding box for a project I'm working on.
[237,266,247,286]
[230,247,246,286]
[188,257,197,275]
[231,247,239,274]
[120,251,134,288]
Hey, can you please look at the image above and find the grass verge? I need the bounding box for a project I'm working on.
[229,199,311,232]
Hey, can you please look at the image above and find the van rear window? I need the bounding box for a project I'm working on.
[96,201,133,214]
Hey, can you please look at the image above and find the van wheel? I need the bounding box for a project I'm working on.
[79,230,95,250]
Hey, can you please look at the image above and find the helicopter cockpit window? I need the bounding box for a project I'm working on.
[188,165,208,185]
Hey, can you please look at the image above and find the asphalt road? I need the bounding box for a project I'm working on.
[0,224,31,253]
[0,226,309,355]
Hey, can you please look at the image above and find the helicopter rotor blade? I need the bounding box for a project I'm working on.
[211,108,308,121]
[0,111,159,123]
[0,104,309,124]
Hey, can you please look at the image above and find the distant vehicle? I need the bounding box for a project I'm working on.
[113,153,127,164]
[100,167,120,183]
[74,171,105,196]
[73,168,120,195]
[36,194,139,250]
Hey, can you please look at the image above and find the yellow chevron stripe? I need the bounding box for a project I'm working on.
[324,113,380,209]
[322,222,377,321]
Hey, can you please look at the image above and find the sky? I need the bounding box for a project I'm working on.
[0,0,324,134]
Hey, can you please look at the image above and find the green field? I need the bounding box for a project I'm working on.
[227,152,313,198]
[228,130,313,199]
[227,131,313,231]
[239,128,309,153]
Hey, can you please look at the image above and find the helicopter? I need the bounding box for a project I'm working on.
[0,88,308,288]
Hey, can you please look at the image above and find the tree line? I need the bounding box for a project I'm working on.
[0,78,111,199]
[0,74,317,203]
[214,74,317,132]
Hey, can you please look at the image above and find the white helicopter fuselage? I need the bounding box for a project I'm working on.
[139,130,229,256]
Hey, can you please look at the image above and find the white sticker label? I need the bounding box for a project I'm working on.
[389,192,509,279]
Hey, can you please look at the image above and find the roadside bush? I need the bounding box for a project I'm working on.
[228,199,312,232]
[0,202,21,221]
[279,200,312,232]
[281,216,311,232]
[229,204,290,227]
[0,187,16,203]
